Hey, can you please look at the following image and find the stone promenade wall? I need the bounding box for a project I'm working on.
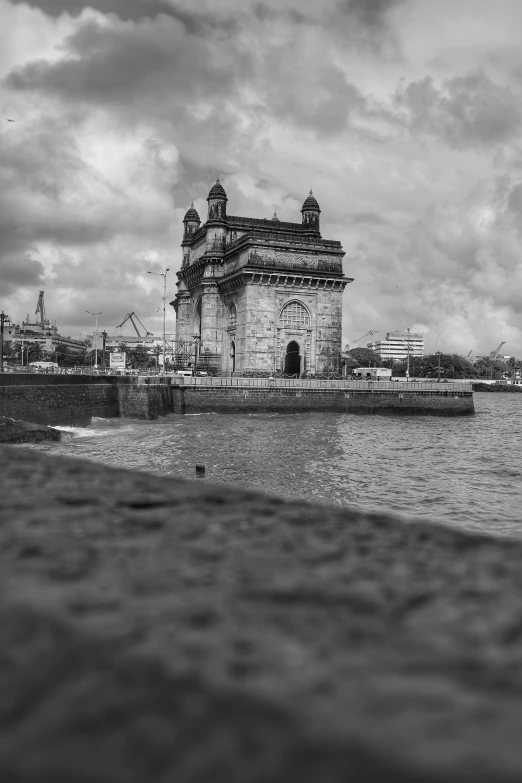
[0,374,474,423]
[1,444,521,781]
[0,375,172,425]
[0,381,120,425]
[176,386,474,415]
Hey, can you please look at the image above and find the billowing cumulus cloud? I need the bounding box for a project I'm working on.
[0,0,521,355]
[394,71,522,149]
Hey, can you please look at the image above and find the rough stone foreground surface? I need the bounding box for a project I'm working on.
[1,447,522,782]
[0,415,61,444]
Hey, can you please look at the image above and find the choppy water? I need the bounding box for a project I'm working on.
[24,393,522,538]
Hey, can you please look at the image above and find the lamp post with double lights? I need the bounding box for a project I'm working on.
[86,311,102,369]
[147,268,169,374]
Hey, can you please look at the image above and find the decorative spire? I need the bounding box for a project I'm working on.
[271,210,280,222]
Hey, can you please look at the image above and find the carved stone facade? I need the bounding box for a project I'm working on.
[171,180,352,375]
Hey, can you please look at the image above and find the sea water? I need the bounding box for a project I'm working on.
[24,393,522,538]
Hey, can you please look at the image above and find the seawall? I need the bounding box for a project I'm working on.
[0,374,172,426]
[0,443,521,781]
[0,374,474,422]
[175,384,474,416]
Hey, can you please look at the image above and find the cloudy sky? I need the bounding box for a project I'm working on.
[1,0,521,355]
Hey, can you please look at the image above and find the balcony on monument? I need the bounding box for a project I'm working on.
[205,236,227,255]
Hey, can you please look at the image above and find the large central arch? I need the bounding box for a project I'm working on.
[279,300,310,376]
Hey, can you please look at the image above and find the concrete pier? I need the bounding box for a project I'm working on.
[0,443,520,781]
[175,378,474,416]
[0,374,474,423]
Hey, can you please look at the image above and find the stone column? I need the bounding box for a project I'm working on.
[173,292,192,344]
[199,278,223,372]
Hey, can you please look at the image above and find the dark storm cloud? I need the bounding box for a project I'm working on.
[4,7,373,137]
[348,212,390,225]
[10,0,243,38]
[337,0,406,27]
[0,248,45,297]
[394,71,522,149]
[5,16,242,105]
[9,0,199,27]
[252,0,405,31]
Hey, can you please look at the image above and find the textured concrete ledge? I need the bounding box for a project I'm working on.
[0,415,61,444]
[1,445,522,782]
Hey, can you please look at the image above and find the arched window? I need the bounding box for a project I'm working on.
[279,300,310,329]
[229,303,237,328]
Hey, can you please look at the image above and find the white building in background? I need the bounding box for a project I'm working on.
[368,331,424,362]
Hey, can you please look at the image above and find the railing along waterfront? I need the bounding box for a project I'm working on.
[175,377,472,392]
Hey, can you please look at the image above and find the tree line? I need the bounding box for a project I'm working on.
[345,348,520,380]
[2,338,519,379]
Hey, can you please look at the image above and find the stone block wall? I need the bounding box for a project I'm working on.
[0,376,475,423]
[0,375,172,425]
[0,383,120,426]
[117,379,173,420]
[175,387,474,416]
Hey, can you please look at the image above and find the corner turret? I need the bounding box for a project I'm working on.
[207,178,228,222]
[301,189,321,235]
[182,202,201,238]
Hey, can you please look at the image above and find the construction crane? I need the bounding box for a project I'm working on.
[116,312,153,338]
[466,350,475,362]
[343,330,378,352]
[489,341,506,359]
[35,291,47,328]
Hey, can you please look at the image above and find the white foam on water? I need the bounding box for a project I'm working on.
[54,420,138,439]
[53,425,97,439]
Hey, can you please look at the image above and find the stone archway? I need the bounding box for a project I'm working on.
[284,340,301,376]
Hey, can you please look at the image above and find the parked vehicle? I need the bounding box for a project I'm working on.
[28,361,59,370]
[351,367,392,381]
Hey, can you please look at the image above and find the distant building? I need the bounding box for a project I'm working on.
[368,331,424,362]
[7,291,85,355]
[474,354,511,363]
[87,333,179,365]
[171,179,352,375]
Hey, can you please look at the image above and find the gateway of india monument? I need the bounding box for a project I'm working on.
[171,179,352,375]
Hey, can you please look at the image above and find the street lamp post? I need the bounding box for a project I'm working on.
[193,334,200,373]
[86,311,102,369]
[0,311,11,372]
[405,326,411,383]
[436,351,442,381]
[147,268,169,374]
[101,330,108,370]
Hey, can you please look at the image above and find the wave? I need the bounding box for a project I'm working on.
[54,421,138,439]
[53,425,98,439]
